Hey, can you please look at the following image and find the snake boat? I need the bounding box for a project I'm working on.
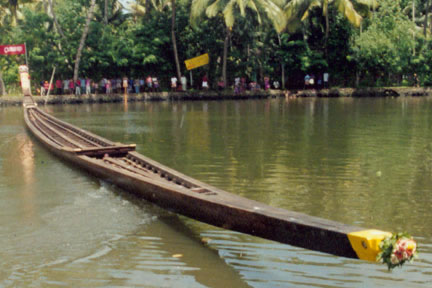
[21,73,391,263]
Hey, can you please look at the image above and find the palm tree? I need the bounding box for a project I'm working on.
[98,0,125,24]
[104,0,108,24]
[191,0,286,86]
[47,0,65,38]
[73,0,97,82]
[5,0,42,26]
[0,70,6,96]
[171,0,182,82]
[131,0,168,17]
[0,2,9,28]
[131,0,182,82]
[284,0,378,41]
[424,0,430,37]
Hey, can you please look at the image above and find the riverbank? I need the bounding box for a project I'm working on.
[291,87,432,97]
[1,87,431,106]
[0,90,284,106]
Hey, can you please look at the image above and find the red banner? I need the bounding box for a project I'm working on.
[0,44,26,55]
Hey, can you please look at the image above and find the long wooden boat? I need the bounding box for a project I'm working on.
[22,92,392,263]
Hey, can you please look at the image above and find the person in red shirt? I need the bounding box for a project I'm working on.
[43,81,49,92]
[202,74,208,89]
[56,79,62,95]
[69,79,74,94]
[75,79,81,95]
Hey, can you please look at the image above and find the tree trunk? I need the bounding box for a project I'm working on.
[145,0,151,19]
[424,0,430,38]
[10,4,17,26]
[355,71,360,88]
[222,27,230,88]
[43,0,48,14]
[413,0,416,56]
[171,0,182,81]
[277,34,285,89]
[0,71,6,96]
[73,0,96,82]
[325,9,329,42]
[104,0,108,24]
[48,0,65,38]
[324,2,329,58]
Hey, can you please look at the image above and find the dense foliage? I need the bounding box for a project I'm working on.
[1,0,432,94]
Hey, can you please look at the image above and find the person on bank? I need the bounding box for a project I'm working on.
[304,74,310,89]
[75,79,81,96]
[181,75,187,91]
[122,77,128,94]
[202,74,209,90]
[171,76,177,91]
[323,72,329,88]
[69,79,75,95]
[56,79,62,95]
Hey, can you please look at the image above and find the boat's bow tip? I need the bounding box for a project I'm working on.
[347,229,392,262]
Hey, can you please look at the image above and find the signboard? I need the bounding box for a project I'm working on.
[0,44,26,55]
[184,53,209,70]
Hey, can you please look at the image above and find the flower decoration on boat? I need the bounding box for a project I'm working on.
[377,233,418,270]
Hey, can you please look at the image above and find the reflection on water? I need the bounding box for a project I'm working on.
[1,98,432,287]
[17,134,35,223]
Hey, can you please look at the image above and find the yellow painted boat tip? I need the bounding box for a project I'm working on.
[348,229,392,262]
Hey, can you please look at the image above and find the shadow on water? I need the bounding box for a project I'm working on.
[112,188,253,288]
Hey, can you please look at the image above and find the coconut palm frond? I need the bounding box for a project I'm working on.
[259,0,287,32]
[356,0,378,11]
[130,3,147,16]
[301,0,321,21]
[223,0,236,28]
[205,0,223,17]
[334,0,362,27]
[284,0,313,23]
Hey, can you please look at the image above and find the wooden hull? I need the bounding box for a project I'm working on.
[23,96,391,262]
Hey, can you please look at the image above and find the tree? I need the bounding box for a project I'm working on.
[0,70,6,95]
[171,0,182,81]
[47,0,65,38]
[284,0,378,45]
[73,0,97,82]
[131,0,181,81]
[96,0,125,24]
[4,0,42,26]
[352,0,416,86]
[131,0,169,17]
[104,0,108,24]
[190,0,286,86]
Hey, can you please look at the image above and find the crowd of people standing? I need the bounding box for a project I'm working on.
[37,73,327,96]
[39,76,161,96]
[304,72,329,89]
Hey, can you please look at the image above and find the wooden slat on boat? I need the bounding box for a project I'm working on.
[74,144,136,157]
[22,95,393,262]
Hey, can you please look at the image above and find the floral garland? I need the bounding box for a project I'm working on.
[377,233,418,270]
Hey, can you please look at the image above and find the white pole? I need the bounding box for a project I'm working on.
[190,70,193,88]
[46,66,56,104]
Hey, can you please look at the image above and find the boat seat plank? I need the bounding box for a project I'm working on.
[76,145,136,156]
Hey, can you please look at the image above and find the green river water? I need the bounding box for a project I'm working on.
[0,97,431,287]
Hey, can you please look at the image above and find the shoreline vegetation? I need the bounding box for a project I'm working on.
[2,1,432,101]
[2,87,432,106]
